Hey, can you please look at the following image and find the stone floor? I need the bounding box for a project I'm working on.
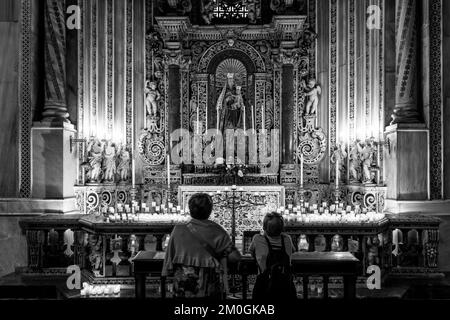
[1,272,450,300]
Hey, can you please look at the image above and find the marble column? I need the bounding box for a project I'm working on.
[384,0,429,205]
[391,0,420,124]
[168,64,181,135]
[279,50,299,187]
[42,0,70,123]
[31,0,77,209]
[165,52,185,181]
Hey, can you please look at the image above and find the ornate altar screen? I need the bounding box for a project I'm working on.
[74,0,386,215]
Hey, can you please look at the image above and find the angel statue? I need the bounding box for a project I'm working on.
[84,138,104,183]
[145,80,161,118]
[304,78,321,116]
[117,144,131,183]
[331,143,347,182]
[348,140,360,183]
[103,141,117,182]
[201,0,216,24]
[360,137,377,184]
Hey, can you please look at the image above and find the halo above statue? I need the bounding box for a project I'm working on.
[215,58,247,87]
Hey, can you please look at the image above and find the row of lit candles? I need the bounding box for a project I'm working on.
[276,202,366,215]
[282,211,385,224]
[80,283,121,297]
[104,201,186,215]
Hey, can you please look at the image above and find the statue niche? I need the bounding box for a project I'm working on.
[216,73,247,133]
[208,56,255,133]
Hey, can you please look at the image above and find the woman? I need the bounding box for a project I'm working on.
[162,193,241,299]
[250,212,297,300]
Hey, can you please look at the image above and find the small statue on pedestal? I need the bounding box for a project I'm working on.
[331,143,347,183]
[348,140,361,183]
[360,138,377,185]
[103,141,117,182]
[85,138,104,183]
[117,144,131,183]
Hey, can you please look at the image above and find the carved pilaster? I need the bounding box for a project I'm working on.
[391,0,420,124]
[164,51,187,136]
[278,48,298,165]
[43,0,69,123]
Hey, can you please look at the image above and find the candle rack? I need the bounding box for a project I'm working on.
[212,187,267,246]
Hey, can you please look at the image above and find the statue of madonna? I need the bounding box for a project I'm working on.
[216,73,247,133]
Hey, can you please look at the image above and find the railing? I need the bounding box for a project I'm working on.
[19,213,441,284]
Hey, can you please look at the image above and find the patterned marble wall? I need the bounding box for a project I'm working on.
[316,0,384,183]
[0,22,20,197]
[78,0,144,146]
[5,0,447,199]
[443,0,450,199]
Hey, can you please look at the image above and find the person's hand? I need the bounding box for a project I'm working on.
[227,247,242,263]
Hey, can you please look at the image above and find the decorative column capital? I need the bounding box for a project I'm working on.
[278,47,304,67]
[163,50,191,69]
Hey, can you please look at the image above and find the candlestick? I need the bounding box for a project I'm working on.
[335,158,339,187]
[251,105,255,129]
[167,153,171,188]
[300,153,304,188]
[217,107,220,134]
[131,156,136,188]
[196,104,200,135]
[261,103,265,131]
[263,85,266,130]
[243,104,246,131]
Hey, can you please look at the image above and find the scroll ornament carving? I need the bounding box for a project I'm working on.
[138,130,166,166]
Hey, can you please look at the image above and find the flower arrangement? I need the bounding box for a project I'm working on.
[214,157,248,183]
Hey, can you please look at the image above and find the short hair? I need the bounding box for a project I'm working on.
[263,212,284,237]
[188,193,213,220]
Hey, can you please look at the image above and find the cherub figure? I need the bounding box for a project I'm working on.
[201,0,216,24]
[304,78,321,115]
[245,0,257,23]
[145,80,161,118]
[117,144,131,182]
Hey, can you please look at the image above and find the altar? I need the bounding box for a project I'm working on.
[179,185,284,243]
[12,0,445,297]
